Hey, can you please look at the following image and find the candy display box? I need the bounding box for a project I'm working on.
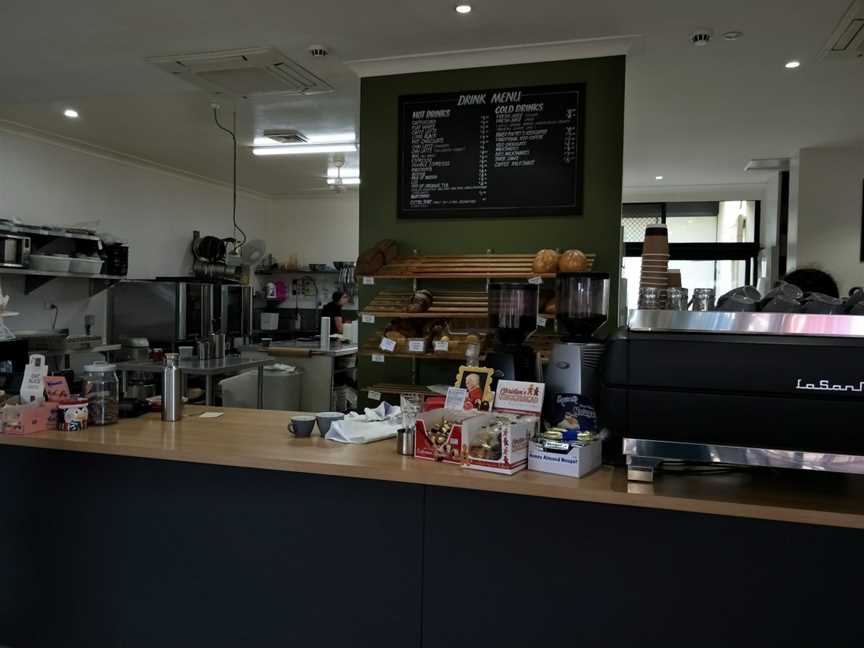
[415,409,492,464]
[462,412,535,475]
[528,437,602,478]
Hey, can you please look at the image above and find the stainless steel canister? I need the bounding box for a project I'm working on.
[161,353,184,422]
[397,428,415,456]
[210,332,226,359]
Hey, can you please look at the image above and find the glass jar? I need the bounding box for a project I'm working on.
[82,361,119,425]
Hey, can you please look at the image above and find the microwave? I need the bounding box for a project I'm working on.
[0,234,31,268]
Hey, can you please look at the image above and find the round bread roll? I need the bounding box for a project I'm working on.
[465,334,480,344]
[558,249,589,272]
[544,298,557,315]
[532,249,559,274]
[386,331,406,342]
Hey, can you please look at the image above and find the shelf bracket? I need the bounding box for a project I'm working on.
[23,275,56,295]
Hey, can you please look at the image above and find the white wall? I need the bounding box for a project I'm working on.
[0,127,271,336]
[795,147,864,294]
[267,193,359,266]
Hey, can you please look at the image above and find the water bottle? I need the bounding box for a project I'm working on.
[161,353,184,422]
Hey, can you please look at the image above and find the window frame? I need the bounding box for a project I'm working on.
[622,201,762,285]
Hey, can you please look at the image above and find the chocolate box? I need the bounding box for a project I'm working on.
[414,409,492,464]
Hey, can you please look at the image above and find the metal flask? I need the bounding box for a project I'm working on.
[161,353,184,422]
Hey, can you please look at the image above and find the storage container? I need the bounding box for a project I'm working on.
[69,255,104,274]
[219,366,304,410]
[82,361,119,425]
[29,254,72,272]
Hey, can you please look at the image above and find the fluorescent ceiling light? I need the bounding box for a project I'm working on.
[455,4,472,14]
[785,59,801,69]
[252,143,357,156]
[63,108,79,119]
[655,175,664,180]
[254,132,356,147]
[327,178,361,186]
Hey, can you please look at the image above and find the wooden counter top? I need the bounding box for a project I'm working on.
[2,407,863,530]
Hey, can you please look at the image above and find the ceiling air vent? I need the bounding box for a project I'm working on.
[262,129,307,144]
[147,47,333,97]
[821,0,864,60]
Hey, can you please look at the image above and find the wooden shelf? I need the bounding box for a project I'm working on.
[359,347,483,362]
[363,291,489,319]
[360,253,595,279]
[363,384,438,397]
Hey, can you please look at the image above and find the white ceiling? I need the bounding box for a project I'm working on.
[0,0,861,196]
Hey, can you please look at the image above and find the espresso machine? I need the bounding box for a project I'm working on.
[544,272,610,408]
[486,282,540,382]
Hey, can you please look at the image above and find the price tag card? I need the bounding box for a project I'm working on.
[362,276,375,285]
[379,337,397,352]
[433,340,449,352]
[444,387,468,411]
[408,339,426,353]
[537,316,548,328]
[367,390,382,401]
[528,276,544,285]
[361,313,375,324]
[372,353,385,363]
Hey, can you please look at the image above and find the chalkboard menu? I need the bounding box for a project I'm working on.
[398,83,584,218]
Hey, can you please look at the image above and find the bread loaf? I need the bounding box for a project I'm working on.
[532,249,559,274]
[558,249,588,272]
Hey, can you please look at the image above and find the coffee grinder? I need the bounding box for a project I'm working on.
[486,282,539,382]
[544,272,610,407]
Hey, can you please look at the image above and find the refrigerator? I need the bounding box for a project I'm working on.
[108,280,252,350]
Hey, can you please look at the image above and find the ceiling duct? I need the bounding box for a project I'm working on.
[148,47,333,97]
[262,129,308,144]
[821,0,864,60]
[745,158,791,172]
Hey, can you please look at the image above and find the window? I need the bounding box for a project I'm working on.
[622,201,760,310]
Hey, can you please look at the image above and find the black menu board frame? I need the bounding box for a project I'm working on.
[397,83,585,219]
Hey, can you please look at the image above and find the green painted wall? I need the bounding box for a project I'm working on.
[358,57,625,395]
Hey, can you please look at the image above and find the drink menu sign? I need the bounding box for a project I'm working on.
[398,83,584,218]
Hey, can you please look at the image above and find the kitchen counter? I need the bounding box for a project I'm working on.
[1,406,863,529]
[262,340,358,358]
[2,407,862,647]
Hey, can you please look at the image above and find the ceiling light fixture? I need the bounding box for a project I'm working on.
[723,30,743,41]
[252,143,357,156]
[63,108,79,119]
[655,175,664,181]
[327,178,361,186]
[455,4,472,14]
[254,132,356,147]
[785,59,801,69]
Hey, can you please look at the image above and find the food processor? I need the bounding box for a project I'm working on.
[486,282,540,382]
[544,272,610,408]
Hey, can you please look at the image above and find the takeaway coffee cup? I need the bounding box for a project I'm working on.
[288,415,316,438]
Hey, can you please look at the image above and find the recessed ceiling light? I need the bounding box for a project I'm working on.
[655,175,664,181]
[455,4,472,14]
[785,60,801,69]
[723,30,743,41]
[327,178,361,186]
[252,143,358,156]
[63,108,79,119]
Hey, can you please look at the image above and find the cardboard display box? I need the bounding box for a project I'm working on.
[528,438,602,478]
[415,409,492,464]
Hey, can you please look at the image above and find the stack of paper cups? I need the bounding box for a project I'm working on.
[640,225,670,290]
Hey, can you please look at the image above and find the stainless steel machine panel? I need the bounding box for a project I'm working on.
[628,309,864,338]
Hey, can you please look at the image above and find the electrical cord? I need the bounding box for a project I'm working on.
[212,107,247,248]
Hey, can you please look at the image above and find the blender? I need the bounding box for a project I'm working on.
[486,282,540,382]
[544,272,610,408]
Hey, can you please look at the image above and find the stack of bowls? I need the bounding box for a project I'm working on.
[640,225,670,296]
